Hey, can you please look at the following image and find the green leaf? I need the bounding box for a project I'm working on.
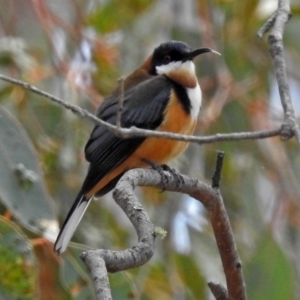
[0,216,36,299]
[245,232,295,300]
[0,105,57,237]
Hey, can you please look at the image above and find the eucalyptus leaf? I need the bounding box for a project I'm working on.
[0,105,58,240]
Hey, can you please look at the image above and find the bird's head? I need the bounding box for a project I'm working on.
[148,41,219,77]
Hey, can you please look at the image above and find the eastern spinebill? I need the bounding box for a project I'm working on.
[54,40,219,254]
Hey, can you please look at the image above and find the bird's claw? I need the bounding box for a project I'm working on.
[161,164,184,191]
[142,159,184,192]
[142,159,170,192]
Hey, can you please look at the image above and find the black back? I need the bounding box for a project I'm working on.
[81,75,173,194]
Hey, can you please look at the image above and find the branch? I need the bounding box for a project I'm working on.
[81,256,112,299]
[81,162,246,300]
[212,151,225,188]
[116,76,125,130]
[80,178,156,271]
[207,152,246,300]
[0,73,284,145]
[80,171,156,299]
[257,11,278,38]
[208,281,228,300]
[257,1,300,144]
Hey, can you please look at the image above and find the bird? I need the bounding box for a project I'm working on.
[54,40,219,254]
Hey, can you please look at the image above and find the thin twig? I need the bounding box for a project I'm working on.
[211,151,225,189]
[0,74,117,128]
[119,126,282,144]
[208,282,228,300]
[116,76,125,129]
[257,11,278,38]
[257,1,300,145]
[0,74,284,145]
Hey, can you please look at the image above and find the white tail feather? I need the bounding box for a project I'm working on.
[54,196,92,254]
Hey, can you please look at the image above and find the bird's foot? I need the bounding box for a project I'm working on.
[142,159,184,192]
[161,164,184,191]
[142,159,170,192]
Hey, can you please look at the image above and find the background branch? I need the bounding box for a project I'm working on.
[258,0,300,144]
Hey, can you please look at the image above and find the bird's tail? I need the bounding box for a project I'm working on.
[54,192,92,254]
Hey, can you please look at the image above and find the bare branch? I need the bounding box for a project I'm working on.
[80,179,156,271]
[0,73,284,145]
[204,151,247,299]
[257,11,278,38]
[191,189,246,298]
[118,126,282,144]
[116,76,125,129]
[0,74,118,131]
[257,1,300,145]
[212,151,225,189]
[208,153,246,300]
[208,282,228,300]
[80,169,157,299]
[80,165,246,300]
[81,255,112,300]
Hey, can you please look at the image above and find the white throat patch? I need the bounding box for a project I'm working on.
[156,60,195,76]
[156,60,202,120]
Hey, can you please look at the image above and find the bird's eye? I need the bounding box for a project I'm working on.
[164,55,171,63]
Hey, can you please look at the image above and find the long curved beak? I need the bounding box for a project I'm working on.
[185,47,221,61]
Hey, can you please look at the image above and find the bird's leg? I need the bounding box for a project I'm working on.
[161,164,184,191]
[142,159,184,192]
[142,159,170,192]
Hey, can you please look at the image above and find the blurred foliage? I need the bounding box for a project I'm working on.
[0,0,300,299]
[0,216,36,299]
[245,232,294,300]
[87,0,153,33]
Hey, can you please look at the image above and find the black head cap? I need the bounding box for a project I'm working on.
[149,40,215,75]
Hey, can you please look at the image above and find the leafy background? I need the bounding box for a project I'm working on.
[0,0,300,299]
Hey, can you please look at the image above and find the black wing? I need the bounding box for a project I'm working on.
[81,75,172,194]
